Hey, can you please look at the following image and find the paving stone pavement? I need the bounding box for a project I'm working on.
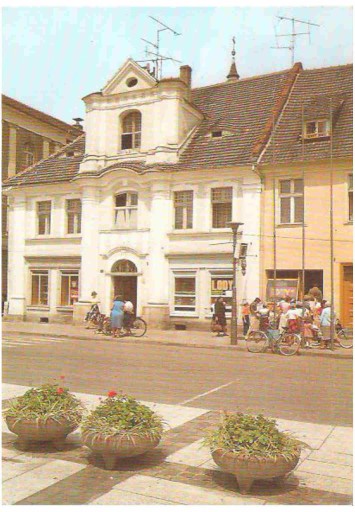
[2,384,353,505]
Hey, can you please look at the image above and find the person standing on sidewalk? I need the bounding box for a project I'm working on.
[319,301,335,349]
[247,297,261,337]
[241,302,250,336]
[215,297,228,337]
[110,295,125,338]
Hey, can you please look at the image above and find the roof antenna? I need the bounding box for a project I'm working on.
[271,16,320,66]
[137,16,182,80]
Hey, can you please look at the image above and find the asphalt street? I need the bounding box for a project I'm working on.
[2,332,353,427]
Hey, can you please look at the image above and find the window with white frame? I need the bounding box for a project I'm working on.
[211,187,232,228]
[279,179,304,224]
[348,174,353,222]
[174,275,196,313]
[23,142,35,167]
[174,190,193,229]
[66,199,81,234]
[60,271,79,306]
[31,270,49,306]
[37,201,51,235]
[210,274,233,314]
[115,192,138,229]
[121,111,141,150]
[304,120,330,139]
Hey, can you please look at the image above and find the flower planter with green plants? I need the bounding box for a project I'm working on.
[203,412,304,494]
[4,379,84,451]
[81,391,165,470]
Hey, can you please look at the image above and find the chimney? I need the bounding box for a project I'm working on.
[72,117,84,130]
[180,65,192,88]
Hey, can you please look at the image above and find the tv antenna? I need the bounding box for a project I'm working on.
[137,16,181,80]
[272,16,320,65]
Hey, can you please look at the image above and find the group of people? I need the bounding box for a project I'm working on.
[242,284,337,349]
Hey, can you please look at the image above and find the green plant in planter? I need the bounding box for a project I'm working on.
[203,412,304,461]
[80,392,165,469]
[203,412,306,494]
[4,380,84,450]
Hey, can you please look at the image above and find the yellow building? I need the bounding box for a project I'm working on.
[256,63,353,327]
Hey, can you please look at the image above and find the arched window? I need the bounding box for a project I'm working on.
[121,111,141,150]
[23,142,34,167]
[111,260,137,273]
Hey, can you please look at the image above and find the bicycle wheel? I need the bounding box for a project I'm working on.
[131,317,147,337]
[278,333,301,356]
[337,330,353,349]
[102,318,112,336]
[246,331,268,353]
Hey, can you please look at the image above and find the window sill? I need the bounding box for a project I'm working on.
[170,313,199,318]
[56,306,74,311]
[26,306,50,311]
[100,228,150,233]
[276,223,306,228]
[344,221,353,225]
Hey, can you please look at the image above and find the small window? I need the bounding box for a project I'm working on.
[174,191,193,229]
[211,187,233,228]
[60,271,79,306]
[121,111,141,150]
[66,199,81,234]
[174,276,196,313]
[23,142,35,167]
[348,174,353,222]
[31,270,49,306]
[211,131,223,138]
[115,192,138,229]
[304,120,330,139]
[279,179,304,224]
[37,201,51,235]
[126,77,138,88]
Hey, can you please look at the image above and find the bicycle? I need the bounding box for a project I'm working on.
[101,315,147,338]
[310,320,352,349]
[246,328,301,356]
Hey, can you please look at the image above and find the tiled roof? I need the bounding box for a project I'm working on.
[259,64,353,165]
[3,135,85,187]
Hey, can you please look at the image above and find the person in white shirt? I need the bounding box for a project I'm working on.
[123,300,134,333]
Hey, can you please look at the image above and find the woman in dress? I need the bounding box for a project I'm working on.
[110,295,125,337]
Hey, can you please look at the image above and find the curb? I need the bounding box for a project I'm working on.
[3,329,352,359]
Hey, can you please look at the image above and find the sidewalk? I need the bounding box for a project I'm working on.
[2,320,353,359]
[2,384,353,505]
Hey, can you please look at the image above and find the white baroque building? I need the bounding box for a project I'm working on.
[4,57,288,328]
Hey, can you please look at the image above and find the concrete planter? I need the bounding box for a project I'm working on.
[81,430,161,470]
[6,416,79,451]
[212,448,301,494]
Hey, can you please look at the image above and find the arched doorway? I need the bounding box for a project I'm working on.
[111,259,138,311]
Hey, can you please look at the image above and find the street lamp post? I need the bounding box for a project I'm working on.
[228,222,244,345]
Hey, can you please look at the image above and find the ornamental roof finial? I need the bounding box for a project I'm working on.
[227,36,240,81]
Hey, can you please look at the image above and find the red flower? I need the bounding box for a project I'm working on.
[108,390,117,398]
[57,387,64,394]
[60,375,65,380]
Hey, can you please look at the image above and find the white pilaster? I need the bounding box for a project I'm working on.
[79,186,100,300]
[7,195,27,317]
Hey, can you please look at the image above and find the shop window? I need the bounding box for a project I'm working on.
[174,190,193,229]
[31,270,49,306]
[114,192,138,229]
[60,271,79,306]
[211,187,232,228]
[210,275,232,314]
[174,276,196,313]
[121,111,141,150]
[66,199,81,234]
[37,201,51,235]
[279,179,304,224]
[348,174,353,222]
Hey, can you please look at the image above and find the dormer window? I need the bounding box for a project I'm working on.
[304,119,330,139]
[211,130,223,138]
[121,111,141,150]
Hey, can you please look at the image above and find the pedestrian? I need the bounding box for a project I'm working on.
[241,302,250,336]
[302,304,314,348]
[258,303,270,332]
[285,302,300,333]
[215,297,228,337]
[110,295,125,338]
[308,283,323,303]
[123,299,135,334]
[319,301,335,349]
[248,297,261,336]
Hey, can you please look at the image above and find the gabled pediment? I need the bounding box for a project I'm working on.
[101,58,157,96]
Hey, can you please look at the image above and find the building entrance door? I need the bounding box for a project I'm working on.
[113,276,137,313]
[341,264,353,328]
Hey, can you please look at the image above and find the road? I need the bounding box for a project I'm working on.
[2,332,353,426]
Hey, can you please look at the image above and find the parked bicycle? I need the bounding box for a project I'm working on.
[310,319,352,349]
[84,304,103,329]
[101,315,147,338]
[246,328,301,356]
